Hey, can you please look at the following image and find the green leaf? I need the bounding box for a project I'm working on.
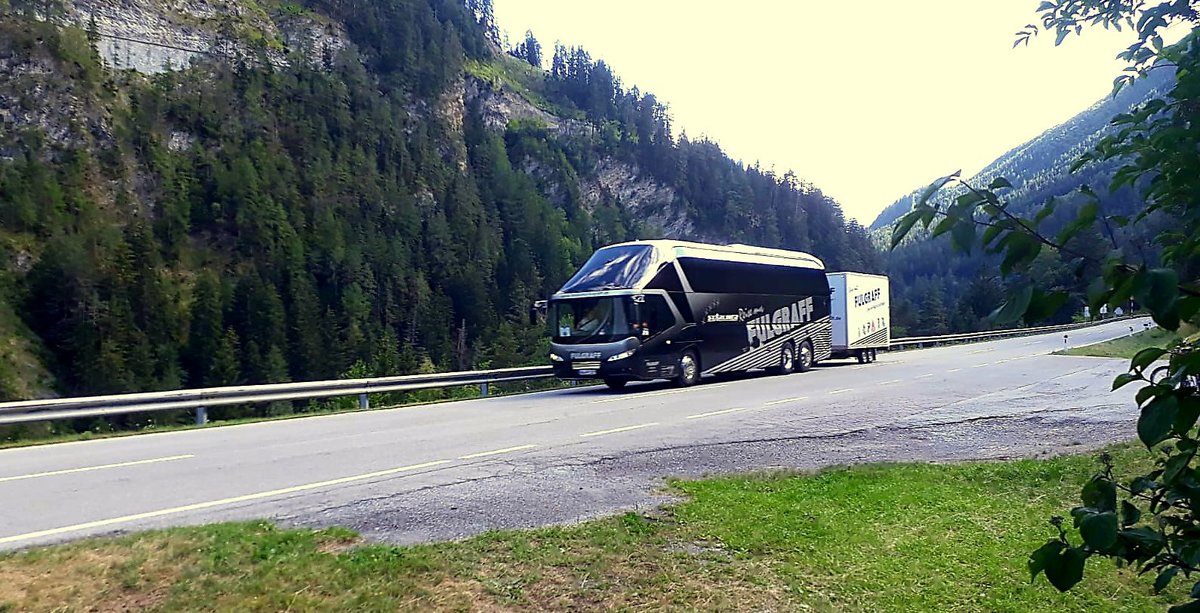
[1082,478,1117,512]
[1139,395,1180,447]
[1120,527,1167,555]
[1156,567,1179,594]
[1191,580,1200,598]
[1044,546,1087,591]
[1130,476,1156,494]
[1029,540,1065,581]
[989,177,1013,190]
[1131,348,1168,372]
[1113,373,1141,391]
[1034,196,1059,225]
[991,286,1034,325]
[1120,500,1141,527]
[1163,450,1192,484]
[930,215,957,239]
[1133,268,1180,329]
[917,173,958,207]
[1024,290,1069,323]
[1169,600,1200,613]
[890,210,923,250]
[950,219,976,255]
[1001,233,1042,275]
[1079,511,1118,551]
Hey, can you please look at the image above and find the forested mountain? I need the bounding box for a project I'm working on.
[0,0,879,409]
[872,69,1174,336]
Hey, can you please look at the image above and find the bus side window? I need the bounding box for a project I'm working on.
[642,295,674,336]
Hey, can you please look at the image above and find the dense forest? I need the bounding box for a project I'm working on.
[872,70,1174,336]
[0,0,879,423]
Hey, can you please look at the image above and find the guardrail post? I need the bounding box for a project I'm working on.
[195,406,207,426]
[480,382,489,397]
[358,394,369,410]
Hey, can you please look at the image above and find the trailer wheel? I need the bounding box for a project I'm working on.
[856,350,866,364]
[797,340,814,373]
[604,378,628,390]
[770,342,796,375]
[675,350,700,387]
[870,348,878,362]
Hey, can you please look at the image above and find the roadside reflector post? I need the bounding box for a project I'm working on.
[358,393,369,410]
[1064,334,1069,346]
[195,406,207,426]
[480,382,489,397]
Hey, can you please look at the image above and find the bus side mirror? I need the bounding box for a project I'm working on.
[530,300,548,326]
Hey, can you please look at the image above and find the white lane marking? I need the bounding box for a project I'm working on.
[1022,340,1041,345]
[580,423,659,438]
[828,389,852,395]
[591,384,729,404]
[686,408,746,420]
[969,348,993,354]
[0,459,452,546]
[881,379,903,385]
[917,374,934,379]
[765,396,809,406]
[0,455,195,484]
[971,363,990,368]
[458,445,537,460]
[947,368,962,373]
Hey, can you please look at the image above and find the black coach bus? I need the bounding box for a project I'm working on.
[541,240,833,389]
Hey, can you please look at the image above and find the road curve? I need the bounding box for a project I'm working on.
[0,318,1149,550]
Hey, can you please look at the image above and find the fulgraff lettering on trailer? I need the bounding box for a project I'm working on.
[854,288,882,308]
[747,297,814,347]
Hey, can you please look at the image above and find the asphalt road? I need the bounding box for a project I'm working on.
[0,318,1151,550]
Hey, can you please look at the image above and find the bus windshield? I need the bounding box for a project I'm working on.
[558,245,658,293]
[550,297,638,344]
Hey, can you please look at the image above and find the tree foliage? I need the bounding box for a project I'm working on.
[0,2,879,433]
[892,2,1200,607]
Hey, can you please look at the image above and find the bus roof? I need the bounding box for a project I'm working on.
[610,240,826,270]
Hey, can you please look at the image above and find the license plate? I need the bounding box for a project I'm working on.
[577,369,597,376]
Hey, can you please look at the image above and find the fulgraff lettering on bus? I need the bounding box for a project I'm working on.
[746,297,814,348]
[854,288,882,308]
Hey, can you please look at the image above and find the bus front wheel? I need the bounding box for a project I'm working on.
[676,351,700,387]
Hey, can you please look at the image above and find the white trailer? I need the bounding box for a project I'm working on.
[827,272,890,363]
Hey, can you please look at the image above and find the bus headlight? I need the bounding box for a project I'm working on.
[549,353,564,362]
[607,349,636,362]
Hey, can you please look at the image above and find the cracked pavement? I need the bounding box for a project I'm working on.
[0,318,1148,550]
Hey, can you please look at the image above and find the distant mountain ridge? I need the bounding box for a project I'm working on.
[871,69,1173,231]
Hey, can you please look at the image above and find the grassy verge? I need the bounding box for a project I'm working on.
[0,445,1183,611]
[1057,324,1194,359]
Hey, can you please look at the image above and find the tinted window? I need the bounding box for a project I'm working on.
[638,295,676,337]
[559,245,658,293]
[679,258,828,296]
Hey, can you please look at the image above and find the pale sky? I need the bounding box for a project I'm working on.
[493,1,1148,225]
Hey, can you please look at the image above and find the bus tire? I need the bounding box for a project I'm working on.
[770,342,796,375]
[676,350,700,387]
[797,340,814,373]
[604,378,628,390]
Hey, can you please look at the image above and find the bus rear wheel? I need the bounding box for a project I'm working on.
[797,340,814,373]
[604,378,628,390]
[676,350,700,387]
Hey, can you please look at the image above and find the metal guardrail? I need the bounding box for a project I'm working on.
[0,366,553,426]
[0,317,1142,427]
[888,315,1141,349]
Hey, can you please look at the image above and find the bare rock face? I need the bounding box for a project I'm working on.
[61,0,350,74]
[463,74,561,132]
[583,159,694,239]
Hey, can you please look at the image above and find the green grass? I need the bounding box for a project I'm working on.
[464,55,582,119]
[0,444,1185,611]
[1057,325,1193,359]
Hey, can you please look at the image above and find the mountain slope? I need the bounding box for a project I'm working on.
[0,0,878,411]
[871,70,1173,336]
